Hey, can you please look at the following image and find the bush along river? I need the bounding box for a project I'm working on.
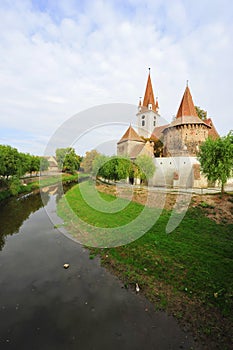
[0,184,198,350]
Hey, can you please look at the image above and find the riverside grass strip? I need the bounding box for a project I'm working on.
[57,181,233,349]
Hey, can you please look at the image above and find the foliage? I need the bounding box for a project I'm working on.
[28,155,40,175]
[56,148,69,170]
[93,155,133,181]
[56,148,81,174]
[135,155,155,182]
[0,145,20,179]
[195,106,207,120]
[198,132,233,194]
[81,149,100,173]
[9,176,21,195]
[40,157,49,172]
[92,154,110,178]
[153,139,164,157]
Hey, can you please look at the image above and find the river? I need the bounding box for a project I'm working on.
[0,186,198,349]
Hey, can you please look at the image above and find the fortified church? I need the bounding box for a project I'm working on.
[117,70,219,188]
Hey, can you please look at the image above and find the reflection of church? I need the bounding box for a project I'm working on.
[117,70,219,188]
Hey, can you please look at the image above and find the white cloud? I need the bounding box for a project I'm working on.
[0,0,232,155]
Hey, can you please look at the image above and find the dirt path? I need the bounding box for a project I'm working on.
[97,183,233,224]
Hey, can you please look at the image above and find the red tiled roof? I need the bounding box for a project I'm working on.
[205,118,219,139]
[142,72,157,111]
[176,85,198,118]
[118,125,144,143]
[151,124,169,141]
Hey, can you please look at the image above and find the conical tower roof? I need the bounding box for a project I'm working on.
[118,125,144,143]
[142,70,157,111]
[176,85,198,118]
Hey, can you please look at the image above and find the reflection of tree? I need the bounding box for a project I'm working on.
[0,193,49,251]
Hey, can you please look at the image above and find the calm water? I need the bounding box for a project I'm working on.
[0,187,198,349]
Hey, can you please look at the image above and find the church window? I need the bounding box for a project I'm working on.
[142,120,145,126]
[142,115,145,119]
[153,121,156,126]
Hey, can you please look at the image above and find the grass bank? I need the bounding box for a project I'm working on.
[57,181,233,349]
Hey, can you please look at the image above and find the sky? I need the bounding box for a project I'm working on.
[0,0,232,156]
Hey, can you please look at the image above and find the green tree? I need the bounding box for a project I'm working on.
[195,106,207,120]
[81,149,100,173]
[56,148,69,170]
[56,148,81,173]
[93,155,133,182]
[28,155,40,176]
[0,145,20,179]
[92,154,110,179]
[116,157,133,180]
[135,155,155,183]
[63,149,81,174]
[18,152,31,177]
[198,132,233,194]
[40,157,49,173]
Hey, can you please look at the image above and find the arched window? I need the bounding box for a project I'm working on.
[142,120,145,126]
[142,115,145,119]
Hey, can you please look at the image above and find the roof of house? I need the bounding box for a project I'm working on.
[117,125,144,143]
[142,71,157,111]
[162,84,211,132]
[205,118,219,139]
[151,124,169,141]
[176,85,198,119]
[130,144,145,158]
[162,116,211,132]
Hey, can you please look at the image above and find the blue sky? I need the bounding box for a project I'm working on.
[0,0,232,155]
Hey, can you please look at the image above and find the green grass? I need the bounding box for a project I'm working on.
[57,181,233,347]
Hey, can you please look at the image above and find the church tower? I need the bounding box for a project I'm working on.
[137,69,160,138]
[162,83,211,156]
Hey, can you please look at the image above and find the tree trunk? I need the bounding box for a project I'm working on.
[221,182,224,196]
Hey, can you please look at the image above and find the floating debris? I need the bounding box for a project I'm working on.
[63,263,70,269]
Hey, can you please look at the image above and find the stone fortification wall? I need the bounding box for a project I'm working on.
[163,124,208,157]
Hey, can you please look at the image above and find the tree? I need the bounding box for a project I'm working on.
[28,155,40,176]
[195,106,207,121]
[93,155,133,182]
[81,149,100,173]
[56,148,81,173]
[63,149,81,174]
[40,157,49,173]
[92,154,110,179]
[18,152,31,177]
[135,155,155,183]
[198,132,233,194]
[56,148,69,170]
[0,145,20,179]
[116,157,133,180]
[153,139,164,157]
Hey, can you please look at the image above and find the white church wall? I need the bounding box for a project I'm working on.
[149,157,201,188]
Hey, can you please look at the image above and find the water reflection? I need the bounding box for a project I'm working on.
[0,192,49,251]
[0,182,78,251]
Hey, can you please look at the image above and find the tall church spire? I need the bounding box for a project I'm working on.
[142,68,157,111]
[176,84,198,118]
